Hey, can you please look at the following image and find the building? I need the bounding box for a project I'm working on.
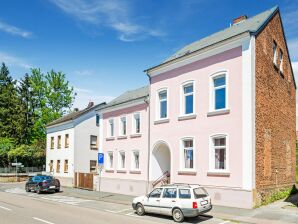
[99,86,150,195]
[97,6,296,208]
[46,102,106,186]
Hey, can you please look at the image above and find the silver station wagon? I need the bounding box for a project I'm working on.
[132,184,212,222]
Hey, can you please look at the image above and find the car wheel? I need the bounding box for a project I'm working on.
[136,203,145,216]
[55,188,60,193]
[25,186,30,192]
[172,208,184,223]
[36,186,41,194]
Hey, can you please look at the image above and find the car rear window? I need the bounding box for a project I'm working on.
[193,188,208,199]
[179,189,191,199]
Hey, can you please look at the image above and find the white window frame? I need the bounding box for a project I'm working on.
[180,80,195,116]
[108,118,114,137]
[118,151,126,170]
[209,134,229,173]
[132,112,141,134]
[156,88,169,120]
[209,71,229,112]
[119,116,127,136]
[131,150,140,171]
[279,50,283,72]
[180,137,196,171]
[273,41,277,65]
[106,151,114,170]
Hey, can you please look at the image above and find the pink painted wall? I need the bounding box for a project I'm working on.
[150,47,243,188]
[102,103,149,181]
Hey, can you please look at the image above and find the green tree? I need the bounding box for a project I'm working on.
[0,137,15,167]
[0,63,20,140]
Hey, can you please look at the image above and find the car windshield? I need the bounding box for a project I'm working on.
[193,188,208,199]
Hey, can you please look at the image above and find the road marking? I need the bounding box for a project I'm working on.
[32,217,55,224]
[219,221,230,224]
[104,208,132,214]
[0,205,12,211]
[125,212,141,218]
[104,209,119,213]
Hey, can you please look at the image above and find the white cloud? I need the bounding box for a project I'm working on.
[0,20,32,38]
[50,0,165,41]
[73,87,114,109]
[73,69,95,76]
[0,52,32,69]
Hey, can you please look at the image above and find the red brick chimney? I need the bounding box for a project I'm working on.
[232,15,247,25]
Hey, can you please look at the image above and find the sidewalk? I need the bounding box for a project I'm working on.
[60,186,298,224]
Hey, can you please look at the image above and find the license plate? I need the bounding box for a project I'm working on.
[201,200,208,206]
[49,186,55,189]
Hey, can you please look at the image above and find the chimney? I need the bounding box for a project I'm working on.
[74,108,79,112]
[87,101,94,108]
[232,15,247,25]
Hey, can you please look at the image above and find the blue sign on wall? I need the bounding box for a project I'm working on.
[98,153,104,164]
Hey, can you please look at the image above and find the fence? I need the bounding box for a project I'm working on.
[0,167,45,174]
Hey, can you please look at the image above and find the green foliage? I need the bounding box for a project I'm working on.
[261,189,292,206]
[0,138,15,167]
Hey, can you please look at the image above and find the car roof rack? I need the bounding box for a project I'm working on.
[161,183,195,188]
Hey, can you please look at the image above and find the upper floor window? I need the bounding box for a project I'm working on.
[96,114,100,126]
[210,135,228,171]
[90,135,98,150]
[158,89,168,119]
[65,134,69,148]
[132,151,140,170]
[118,151,126,169]
[279,50,283,72]
[50,137,54,149]
[181,138,194,169]
[120,116,127,136]
[57,135,61,149]
[273,41,277,65]
[211,74,227,111]
[107,152,113,169]
[133,113,141,134]
[182,82,194,115]
[108,119,114,137]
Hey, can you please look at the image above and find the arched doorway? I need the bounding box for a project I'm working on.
[150,141,171,187]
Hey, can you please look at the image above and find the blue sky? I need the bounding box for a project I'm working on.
[0,0,298,109]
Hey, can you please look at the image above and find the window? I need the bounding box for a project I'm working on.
[96,114,100,126]
[279,50,283,72]
[64,160,68,173]
[90,135,98,150]
[133,113,141,134]
[158,90,167,119]
[107,152,114,169]
[57,135,61,149]
[49,160,53,172]
[118,151,126,169]
[132,151,140,170]
[120,117,127,136]
[50,137,54,149]
[149,188,162,198]
[65,134,69,148]
[273,41,277,65]
[162,188,177,198]
[56,160,60,173]
[179,189,191,199]
[211,135,227,170]
[182,139,194,169]
[212,74,227,110]
[182,82,194,115]
[193,188,208,199]
[90,160,97,173]
[108,119,114,137]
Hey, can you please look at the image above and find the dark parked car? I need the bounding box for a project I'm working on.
[25,175,60,194]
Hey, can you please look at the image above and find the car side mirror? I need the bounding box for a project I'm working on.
[146,194,149,198]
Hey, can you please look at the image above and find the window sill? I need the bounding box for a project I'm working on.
[90,147,98,150]
[106,137,115,141]
[154,118,170,125]
[117,169,127,173]
[117,136,127,140]
[130,170,141,174]
[64,171,68,173]
[105,169,114,173]
[130,133,142,138]
[178,170,197,175]
[178,114,197,121]
[207,171,230,177]
[207,109,230,117]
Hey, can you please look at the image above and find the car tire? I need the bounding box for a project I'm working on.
[172,208,184,223]
[25,186,30,192]
[55,189,60,193]
[36,186,41,194]
[136,203,145,216]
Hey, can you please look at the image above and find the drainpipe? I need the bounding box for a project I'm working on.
[145,73,151,194]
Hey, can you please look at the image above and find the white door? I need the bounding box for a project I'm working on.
[143,188,163,214]
[159,188,178,215]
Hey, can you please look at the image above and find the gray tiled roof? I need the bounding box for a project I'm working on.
[105,86,149,108]
[147,6,278,71]
[46,102,106,127]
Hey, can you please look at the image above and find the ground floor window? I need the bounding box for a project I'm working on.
[181,138,194,169]
[118,151,125,169]
[64,159,68,173]
[90,160,97,173]
[132,151,140,170]
[107,152,113,169]
[56,160,60,173]
[211,135,227,170]
[49,160,53,172]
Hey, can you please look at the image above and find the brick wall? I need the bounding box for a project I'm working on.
[255,11,296,205]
